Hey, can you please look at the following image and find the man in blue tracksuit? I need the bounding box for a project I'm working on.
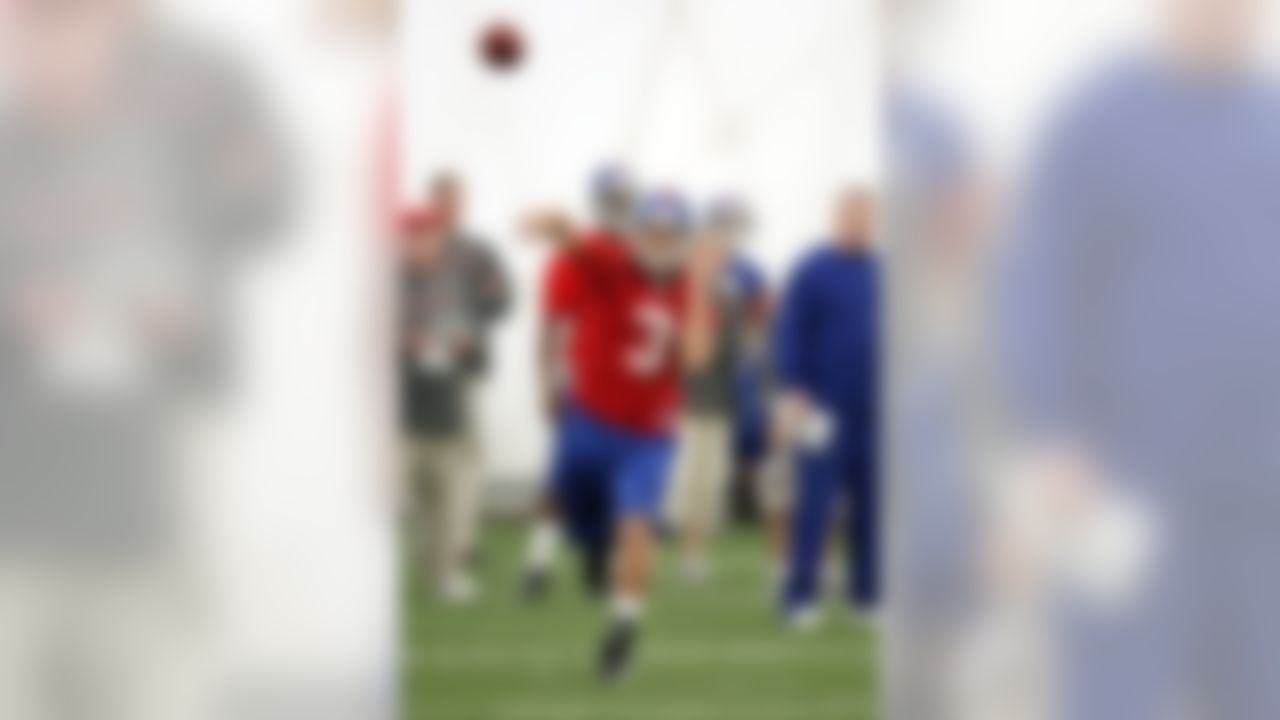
[773,188,880,626]
[1000,11,1280,715]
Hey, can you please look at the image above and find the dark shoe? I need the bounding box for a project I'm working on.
[582,548,609,599]
[596,620,639,683]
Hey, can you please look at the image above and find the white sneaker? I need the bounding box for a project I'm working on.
[440,573,479,605]
[786,605,824,633]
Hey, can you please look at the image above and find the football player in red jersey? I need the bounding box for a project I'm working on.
[520,165,637,602]
[523,186,727,681]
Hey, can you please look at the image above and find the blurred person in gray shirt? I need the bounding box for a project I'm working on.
[0,0,287,717]
[427,171,512,379]
[399,174,511,603]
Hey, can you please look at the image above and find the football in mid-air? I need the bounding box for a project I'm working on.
[479,19,526,73]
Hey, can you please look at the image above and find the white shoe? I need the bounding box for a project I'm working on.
[785,605,824,633]
[440,574,479,605]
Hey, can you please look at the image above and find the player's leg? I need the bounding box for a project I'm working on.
[783,447,840,629]
[561,467,615,601]
[596,435,674,681]
[546,406,613,598]
[578,487,616,599]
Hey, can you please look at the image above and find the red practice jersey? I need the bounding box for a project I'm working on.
[542,231,685,435]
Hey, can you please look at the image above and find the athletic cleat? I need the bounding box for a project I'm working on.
[596,620,639,683]
[520,567,552,603]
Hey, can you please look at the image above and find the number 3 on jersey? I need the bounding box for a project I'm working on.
[625,300,677,378]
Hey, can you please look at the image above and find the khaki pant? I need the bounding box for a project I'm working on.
[404,436,475,589]
[667,414,733,533]
[456,385,485,563]
[755,446,796,516]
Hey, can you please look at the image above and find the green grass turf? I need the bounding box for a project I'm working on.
[403,523,878,720]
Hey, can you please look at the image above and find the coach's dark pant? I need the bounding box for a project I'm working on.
[783,435,879,613]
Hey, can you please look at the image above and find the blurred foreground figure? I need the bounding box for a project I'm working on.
[0,0,285,717]
[399,173,510,604]
[773,189,880,629]
[666,196,769,584]
[884,80,985,720]
[999,0,1280,717]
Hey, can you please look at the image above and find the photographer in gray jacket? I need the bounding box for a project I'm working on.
[400,174,511,603]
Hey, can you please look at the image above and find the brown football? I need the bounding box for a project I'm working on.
[479,20,525,72]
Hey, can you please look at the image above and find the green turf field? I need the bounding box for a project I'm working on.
[403,523,878,720]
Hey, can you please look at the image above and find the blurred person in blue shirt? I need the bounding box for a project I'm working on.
[773,188,880,628]
[666,195,769,584]
[885,79,987,720]
[1000,0,1280,717]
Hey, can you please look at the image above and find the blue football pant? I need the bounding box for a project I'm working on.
[551,406,674,555]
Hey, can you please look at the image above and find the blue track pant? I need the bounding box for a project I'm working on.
[783,437,879,613]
